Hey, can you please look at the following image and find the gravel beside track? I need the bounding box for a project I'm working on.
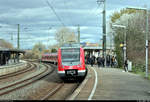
[40,83,64,100]
[0,61,27,76]
[0,63,35,81]
[0,62,83,100]
[27,64,81,100]
[0,63,40,88]
[0,62,52,100]
[27,64,63,100]
[47,82,80,100]
[0,62,31,79]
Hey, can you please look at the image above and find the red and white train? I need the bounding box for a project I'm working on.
[41,53,57,64]
[41,43,87,80]
[57,43,87,79]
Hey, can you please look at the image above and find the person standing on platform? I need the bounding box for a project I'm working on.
[111,56,115,68]
[90,55,95,67]
[124,59,128,72]
[86,54,90,64]
[106,54,110,67]
[102,56,105,67]
[97,56,101,68]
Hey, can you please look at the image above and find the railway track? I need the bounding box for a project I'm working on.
[0,61,83,100]
[36,63,84,100]
[0,62,35,80]
[41,83,64,100]
[0,62,53,97]
[40,80,80,100]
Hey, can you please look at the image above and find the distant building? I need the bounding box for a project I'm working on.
[80,42,115,58]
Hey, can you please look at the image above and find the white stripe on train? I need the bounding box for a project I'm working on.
[58,70,86,74]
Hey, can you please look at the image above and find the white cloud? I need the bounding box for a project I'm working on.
[0,0,150,49]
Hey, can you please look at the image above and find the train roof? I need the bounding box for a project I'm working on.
[62,43,80,47]
[42,53,57,56]
[61,43,81,49]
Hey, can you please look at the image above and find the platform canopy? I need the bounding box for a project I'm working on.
[0,47,25,66]
[0,47,25,54]
[83,46,115,50]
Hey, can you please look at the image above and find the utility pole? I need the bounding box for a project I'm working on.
[17,24,20,63]
[17,24,20,49]
[110,32,113,55]
[11,33,13,44]
[124,28,127,64]
[145,6,149,78]
[97,0,107,67]
[78,24,80,44]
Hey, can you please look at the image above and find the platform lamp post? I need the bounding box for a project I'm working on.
[127,6,149,78]
[112,25,127,67]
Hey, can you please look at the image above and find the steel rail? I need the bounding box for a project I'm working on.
[0,63,52,96]
[0,62,34,80]
[41,83,64,100]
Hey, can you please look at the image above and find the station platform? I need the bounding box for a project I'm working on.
[68,65,150,100]
[0,60,27,76]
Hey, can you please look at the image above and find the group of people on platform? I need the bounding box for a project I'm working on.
[85,54,117,68]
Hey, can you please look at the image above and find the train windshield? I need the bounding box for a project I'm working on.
[61,48,80,66]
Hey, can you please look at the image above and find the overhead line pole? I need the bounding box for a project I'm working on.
[97,0,107,67]
[78,24,80,44]
[17,24,20,63]
[145,6,149,78]
[17,24,20,49]
[103,0,106,67]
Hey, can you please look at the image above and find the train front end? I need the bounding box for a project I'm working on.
[57,44,86,79]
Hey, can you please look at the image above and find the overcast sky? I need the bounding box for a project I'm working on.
[0,0,149,49]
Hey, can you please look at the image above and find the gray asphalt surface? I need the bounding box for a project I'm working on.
[92,66,150,100]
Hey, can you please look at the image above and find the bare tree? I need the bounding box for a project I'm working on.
[55,27,77,46]
[32,42,46,58]
[48,44,59,51]
[110,10,148,67]
[32,42,46,52]
[0,39,13,48]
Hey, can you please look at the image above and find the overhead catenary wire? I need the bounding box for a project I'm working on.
[0,1,103,48]
[78,4,101,42]
[82,5,101,27]
[46,0,66,27]
[63,0,74,26]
